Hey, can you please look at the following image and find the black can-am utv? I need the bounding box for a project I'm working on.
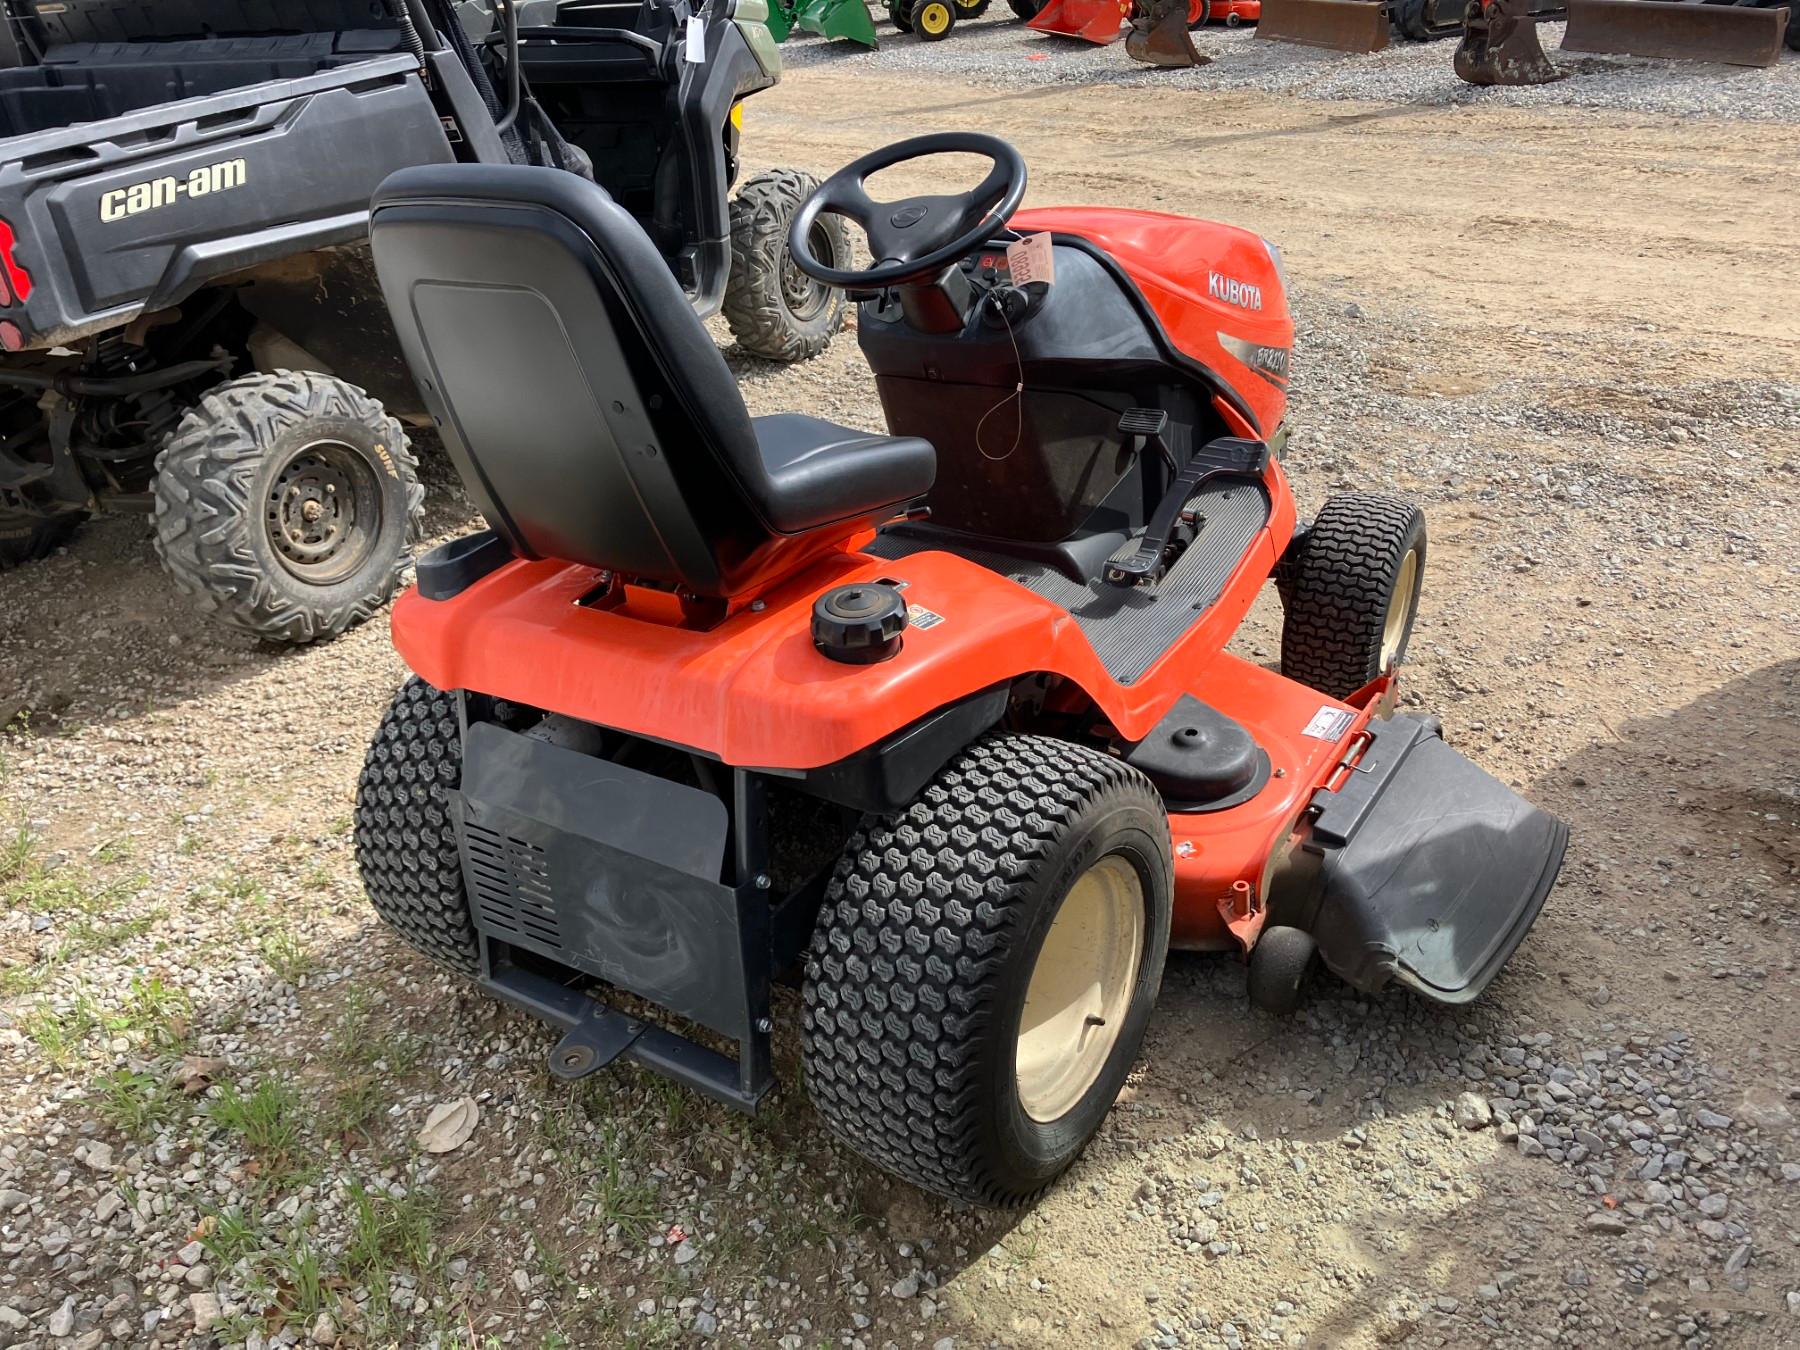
[0,0,848,643]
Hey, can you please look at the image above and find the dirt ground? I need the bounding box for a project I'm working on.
[2,63,1798,1350]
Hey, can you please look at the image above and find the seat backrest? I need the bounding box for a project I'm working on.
[368,163,774,597]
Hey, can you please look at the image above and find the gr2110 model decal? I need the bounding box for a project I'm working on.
[100,159,248,223]
[1217,332,1290,388]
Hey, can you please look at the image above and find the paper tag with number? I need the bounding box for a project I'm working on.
[685,16,706,63]
[1005,232,1055,288]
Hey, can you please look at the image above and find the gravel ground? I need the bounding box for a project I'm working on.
[781,19,1800,122]
[1,51,1798,1350]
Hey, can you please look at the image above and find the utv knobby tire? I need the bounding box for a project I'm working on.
[1279,492,1427,700]
[802,735,1173,1207]
[152,371,422,645]
[725,170,849,363]
[0,506,85,569]
[355,678,480,977]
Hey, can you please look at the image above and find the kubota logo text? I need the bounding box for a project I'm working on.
[100,159,247,222]
[1207,271,1262,312]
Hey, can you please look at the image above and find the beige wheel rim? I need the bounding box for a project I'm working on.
[1015,855,1144,1124]
[1380,547,1419,671]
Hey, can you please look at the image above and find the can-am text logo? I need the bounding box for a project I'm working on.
[1207,271,1262,312]
[100,159,248,222]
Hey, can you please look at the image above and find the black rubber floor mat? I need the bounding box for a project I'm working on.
[870,480,1271,682]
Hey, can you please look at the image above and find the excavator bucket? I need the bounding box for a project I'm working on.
[1126,0,1212,63]
[1562,0,1789,68]
[1028,0,1130,43]
[794,0,882,44]
[1454,0,1566,82]
[1255,0,1391,52]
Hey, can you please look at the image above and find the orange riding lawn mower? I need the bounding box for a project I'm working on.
[353,132,1568,1205]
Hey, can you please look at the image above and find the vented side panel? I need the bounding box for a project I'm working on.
[463,820,563,950]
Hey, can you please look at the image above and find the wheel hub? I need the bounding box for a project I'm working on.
[266,439,381,586]
[1381,547,1419,670]
[780,221,837,322]
[1015,855,1144,1123]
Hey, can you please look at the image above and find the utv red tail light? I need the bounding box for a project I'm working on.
[0,219,33,309]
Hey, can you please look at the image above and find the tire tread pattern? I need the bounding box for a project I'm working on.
[152,370,422,644]
[801,734,1169,1207]
[0,508,84,570]
[1279,492,1425,700]
[354,678,480,977]
[723,170,848,363]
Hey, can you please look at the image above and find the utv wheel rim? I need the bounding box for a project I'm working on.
[782,220,838,323]
[1380,547,1419,670]
[920,2,952,32]
[266,438,382,586]
[1016,854,1144,1124]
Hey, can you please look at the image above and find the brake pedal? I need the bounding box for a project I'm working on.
[1106,434,1271,588]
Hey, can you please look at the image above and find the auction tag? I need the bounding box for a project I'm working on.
[685,16,706,63]
[1301,705,1354,741]
[1005,232,1055,288]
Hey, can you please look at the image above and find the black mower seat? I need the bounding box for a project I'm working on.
[368,164,934,599]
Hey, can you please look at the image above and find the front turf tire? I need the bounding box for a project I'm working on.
[1278,493,1427,700]
[152,371,422,645]
[802,735,1173,1207]
[354,678,480,977]
[724,169,849,363]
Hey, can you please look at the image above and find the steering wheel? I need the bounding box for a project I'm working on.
[787,132,1029,289]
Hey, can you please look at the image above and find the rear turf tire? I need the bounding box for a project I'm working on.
[802,735,1173,1207]
[0,504,84,569]
[1278,493,1427,700]
[724,169,849,363]
[152,371,422,644]
[354,677,480,977]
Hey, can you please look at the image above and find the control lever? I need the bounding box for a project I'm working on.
[1105,426,1270,587]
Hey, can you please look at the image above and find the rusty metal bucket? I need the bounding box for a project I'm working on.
[1562,0,1790,68]
[1455,0,1567,82]
[1126,0,1211,63]
[1255,0,1391,52]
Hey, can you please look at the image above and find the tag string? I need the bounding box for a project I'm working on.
[975,293,1026,463]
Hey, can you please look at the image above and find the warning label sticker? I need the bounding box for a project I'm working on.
[907,604,945,630]
[1301,705,1354,741]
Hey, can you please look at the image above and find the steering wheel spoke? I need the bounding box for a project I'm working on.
[788,133,1029,290]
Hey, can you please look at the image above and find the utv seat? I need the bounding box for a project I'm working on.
[368,164,934,599]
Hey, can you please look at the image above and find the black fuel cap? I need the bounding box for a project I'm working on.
[812,583,908,664]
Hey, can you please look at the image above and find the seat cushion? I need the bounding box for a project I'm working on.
[750,414,935,536]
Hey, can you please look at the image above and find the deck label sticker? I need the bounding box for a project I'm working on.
[1302,705,1354,741]
[906,604,944,630]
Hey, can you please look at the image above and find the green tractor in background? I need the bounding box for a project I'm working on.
[763,0,881,46]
